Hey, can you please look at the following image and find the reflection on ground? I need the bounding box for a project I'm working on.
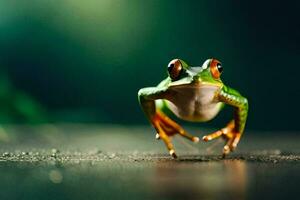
[0,125,299,200]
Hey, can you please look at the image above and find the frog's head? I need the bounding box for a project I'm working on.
[167,58,224,87]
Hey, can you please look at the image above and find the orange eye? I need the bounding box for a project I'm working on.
[210,59,223,79]
[167,59,183,81]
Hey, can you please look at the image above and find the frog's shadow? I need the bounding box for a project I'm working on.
[156,154,236,162]
[176,155,225,162]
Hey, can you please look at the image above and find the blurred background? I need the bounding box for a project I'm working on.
[0,0,299,131]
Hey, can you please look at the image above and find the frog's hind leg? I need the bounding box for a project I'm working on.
[152,117,177,158]
[139,87,199,158]
[156,111,200,142]
[202,120,235,141]
[202,120,240,155]
[152,111,199,158]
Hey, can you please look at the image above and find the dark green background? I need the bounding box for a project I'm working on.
[0,1,299,131]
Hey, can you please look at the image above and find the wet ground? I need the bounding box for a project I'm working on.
[0,124,299,200]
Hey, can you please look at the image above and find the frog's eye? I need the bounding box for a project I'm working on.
[167,59,183,81]
[210,59,223,79]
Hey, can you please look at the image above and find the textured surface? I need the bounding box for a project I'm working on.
[0,125,299,200]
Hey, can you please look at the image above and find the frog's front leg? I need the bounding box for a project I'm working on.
[138,87,199,158]
[203,86,248,156]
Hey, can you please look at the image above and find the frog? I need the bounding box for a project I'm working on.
[138,58,248,158]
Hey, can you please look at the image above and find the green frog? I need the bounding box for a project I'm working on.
[138,58,248,158]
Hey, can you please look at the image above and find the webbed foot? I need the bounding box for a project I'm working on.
[202,120,241,156]
[152,111,199,158]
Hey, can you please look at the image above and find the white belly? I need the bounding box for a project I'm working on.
[165,84,222,122]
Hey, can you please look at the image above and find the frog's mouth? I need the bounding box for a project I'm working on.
[169,79,222,88]
[170,79,219,88]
